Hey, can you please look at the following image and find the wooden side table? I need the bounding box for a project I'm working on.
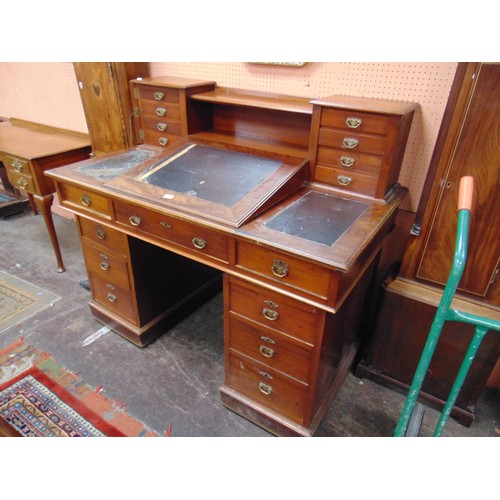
[0,118,91,272]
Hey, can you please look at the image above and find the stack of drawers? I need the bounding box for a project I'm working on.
[4,155,37,193]
[224,276,324,426]
[310,95,418,199]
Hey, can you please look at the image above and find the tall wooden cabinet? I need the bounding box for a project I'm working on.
[357,63,500,425]
[73,63,149,155]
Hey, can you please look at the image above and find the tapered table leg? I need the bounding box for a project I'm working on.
[33,193,65,273]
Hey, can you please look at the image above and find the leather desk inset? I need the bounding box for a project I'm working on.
[46,79,418,436]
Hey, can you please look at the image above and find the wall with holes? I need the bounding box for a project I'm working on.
[0,62,458,211]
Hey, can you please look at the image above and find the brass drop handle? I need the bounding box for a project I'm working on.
[16,178,28,189]
[346,117,363,128]
[159,137,169,146]
[337,175,352,186]
[96,225,106,240]
[12,159,24,172]
[340,156,356,168]
[262,308,279,321]
[153,91,164,100]
[155,107,167,117]
[157,123,167,132]
[271,259,288,278]
[129,215,142,226]
[258,382,273,395]
[81,193,91,206]
[342,137,359,149]
[100,261,110,271]
[107,293,117,303]
[259,345,275,358]
[192,237,206,250]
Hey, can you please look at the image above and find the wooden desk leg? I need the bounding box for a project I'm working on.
[27,193,38,214]
[33,193,65,273]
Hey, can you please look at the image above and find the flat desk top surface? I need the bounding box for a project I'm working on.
[0,119,90,160]
[47,143,406,272]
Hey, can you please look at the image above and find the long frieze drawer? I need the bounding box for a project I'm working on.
[90,273,138,325]
[137,86,181,104]
[7,171,36,192]
[228,313,313,383]
[142,129,181,149]
[314,165,378,196]
[236,241,331,300]
[142,116,182,136]
[113,200,230,264]
[318,128,386,156]
[227,351,308,425]
[226,277,323,345]
[58,183,112,218]
[140,101,181,122]
[78,216,128,255]
[320,108,391,135]
[316,146,382,176]
[5,155,31,176]
[81,240,131,290]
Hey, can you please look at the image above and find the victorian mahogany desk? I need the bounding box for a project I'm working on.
[46,78,418,436]
[0,118,91,272]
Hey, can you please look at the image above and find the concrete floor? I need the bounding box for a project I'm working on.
[1,209,498,439]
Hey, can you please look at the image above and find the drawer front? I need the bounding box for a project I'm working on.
[227,351,308,424]
[81,240,131,290]
[137,85,180,104]
[316,146,382,176]
[314,165,378,196]
[114,200,230,264]
[78,216,128,254]
[59,183,112,218]
[227,276,322,345]
[320,108,391,135]
[236,241,331,299]
[5,155,32,176]
[90,273,138,324]
[8,171,36,193]
[228,314,313,383]
[140,101,181,123]
[142,129,181,149]
[318,128,386,156]
[142,116,182,136]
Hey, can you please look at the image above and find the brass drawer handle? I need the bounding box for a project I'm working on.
[129,215,142,226]
[159,137,169,146]
[16,178,28,189]
[342,137,359,149]
[153,91,165,101]
[262,308,279,321]
[96,225,106,240]
[107,293,117,303]
[271,259,288,278]
[346,117,363,128]
[258,382,273,395]
[156,122,167,132]
[81,193,92,206]
[259,345,275,358]
[261,336,276,344]
[12,160,24,172]
[192,237,206,250]
[155,107,167,117]
[340,155,356,168]
[99,261,110,271]
[337,175,352,186]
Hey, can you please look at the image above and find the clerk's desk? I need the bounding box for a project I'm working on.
[0,118,91,271]
[46,139,406,436]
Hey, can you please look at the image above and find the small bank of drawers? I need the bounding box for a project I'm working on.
[225,276,324,424]
[78,216,138,325]
[133,84,183,149]
[4,155,36,193]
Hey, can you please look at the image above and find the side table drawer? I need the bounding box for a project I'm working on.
[8,171,36,193]
[5,155,32,176]
[90,273,138,325]
[227,351,308,424]
[236,241,331,300]
[228,313,313,383]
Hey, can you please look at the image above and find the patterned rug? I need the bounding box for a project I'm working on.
[0,339,159,437]
[0,271,60,333]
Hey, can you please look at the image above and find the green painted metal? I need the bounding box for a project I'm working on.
[394,206,500,437]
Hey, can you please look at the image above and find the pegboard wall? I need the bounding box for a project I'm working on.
[0,62,458,212]
[149,62,458,211]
